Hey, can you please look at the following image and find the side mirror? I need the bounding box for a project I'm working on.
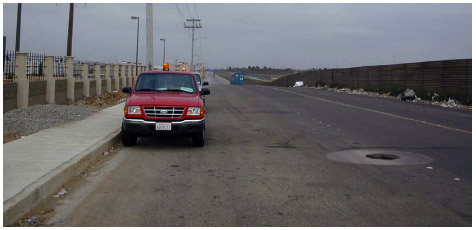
[201,88,210,96]
[203,81,209,86]
[122,87,132,94]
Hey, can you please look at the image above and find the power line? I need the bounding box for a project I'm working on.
[175,3,192,42]
[193,4,199,18]
[174,3,186,26]
[185,4,193,18]
[174,4,193,59]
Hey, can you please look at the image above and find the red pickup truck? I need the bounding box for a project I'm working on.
[121,68,210,147]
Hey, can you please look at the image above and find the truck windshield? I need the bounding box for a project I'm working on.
[135,73,198,93]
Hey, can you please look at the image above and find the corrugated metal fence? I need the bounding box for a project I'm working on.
[270,59,471,104]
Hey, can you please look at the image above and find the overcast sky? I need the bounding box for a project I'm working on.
[2,3,472,69]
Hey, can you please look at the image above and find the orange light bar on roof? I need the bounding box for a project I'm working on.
[181,67,186,71]
[163,62,170,71]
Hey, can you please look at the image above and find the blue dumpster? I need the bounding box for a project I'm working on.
[230,72,244,85]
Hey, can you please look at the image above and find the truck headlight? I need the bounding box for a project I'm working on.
[126,106,141,115]
[187,107,201,116]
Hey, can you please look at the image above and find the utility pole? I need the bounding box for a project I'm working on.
[184,18,202,72]
[131,16,139,75]
[15,3,22,52]
[146,3,153,70]
[160,38,165,64]
[67,3,74,56]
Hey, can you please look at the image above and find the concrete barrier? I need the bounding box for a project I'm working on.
[55,79,68,105]
[89,80,96,97]
[3,83,17,113]
[74,81,84,100]
[101,79,107,94]
[111,79,116,91]
[28,80,47,106]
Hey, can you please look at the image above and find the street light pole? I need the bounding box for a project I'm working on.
[160,38,165,64]
[131,16,139,75]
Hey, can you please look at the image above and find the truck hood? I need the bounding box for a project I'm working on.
[127,92,200,107]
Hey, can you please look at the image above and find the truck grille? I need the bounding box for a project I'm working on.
[143,107,184,118]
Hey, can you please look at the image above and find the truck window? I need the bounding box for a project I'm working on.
[194,74,202,85]
[135,73,198,93]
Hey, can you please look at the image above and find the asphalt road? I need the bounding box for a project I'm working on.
[49,72,471,227]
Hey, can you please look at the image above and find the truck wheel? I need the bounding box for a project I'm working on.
[122,128,137,147]
[192,128,205,147]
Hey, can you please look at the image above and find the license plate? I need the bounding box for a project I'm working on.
[156,122,172,131]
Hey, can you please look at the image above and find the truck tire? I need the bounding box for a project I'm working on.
[121,128,137,147]
[192,128,205,147]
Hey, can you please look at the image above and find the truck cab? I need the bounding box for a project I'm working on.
[121,63,210,147]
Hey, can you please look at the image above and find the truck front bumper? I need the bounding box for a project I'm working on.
[122,117,205,137]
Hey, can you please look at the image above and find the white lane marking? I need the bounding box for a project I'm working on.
[259,86,471,135]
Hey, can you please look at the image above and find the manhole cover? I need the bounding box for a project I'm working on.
[326,149,433,165]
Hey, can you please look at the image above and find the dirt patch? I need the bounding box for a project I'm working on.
[76,91,129,109]
[3,131,23,144]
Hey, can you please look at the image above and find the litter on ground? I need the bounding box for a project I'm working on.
[25,216,38,224]
[293,81,304,87]
[53,188,68,198]
[41,208,55,214]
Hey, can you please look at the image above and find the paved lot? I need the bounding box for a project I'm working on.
[48,73,471,226]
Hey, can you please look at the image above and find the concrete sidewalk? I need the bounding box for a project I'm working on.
[3,102,125,225]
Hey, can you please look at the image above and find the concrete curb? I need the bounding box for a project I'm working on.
[3,128,121,226]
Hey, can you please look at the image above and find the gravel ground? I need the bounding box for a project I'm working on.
[3,92,129,144]
[3,104,98,142]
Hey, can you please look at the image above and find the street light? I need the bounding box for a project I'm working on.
[131,16,139,75]
[160,38,165,65]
